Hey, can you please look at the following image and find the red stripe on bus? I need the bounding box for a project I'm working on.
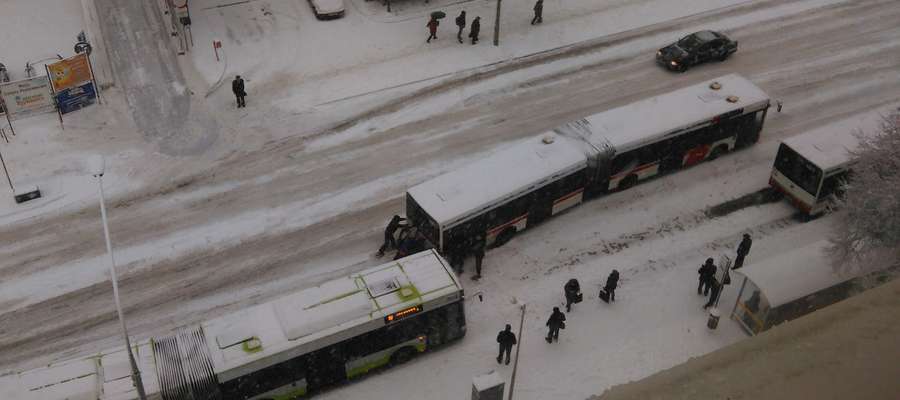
[488,214,528,235]
[769,177,812,213]
[553,188,584,205]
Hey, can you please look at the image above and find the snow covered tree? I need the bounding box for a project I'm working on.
[830,108,900,271]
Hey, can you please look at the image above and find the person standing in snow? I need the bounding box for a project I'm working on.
[496,324,517,365]
[604,269,619,302]
[564,278,581,312]
[733,233,753,269]
[471,236,485,279]
[455,11,467,44]
[545,307,566,343]
[232,75,246,108]
[531,0,543,25]
[377,215,407,257]
[703,276,722,309]
[426,16,439,43]
[698,258,716,295]
[469,16,481,45]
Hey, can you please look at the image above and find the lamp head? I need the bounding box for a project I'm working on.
[88,155,105,177]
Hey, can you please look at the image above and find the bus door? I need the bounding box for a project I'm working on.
[307,347,347,389]
[528,185,554,226]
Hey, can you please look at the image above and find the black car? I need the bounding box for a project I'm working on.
[656,30,737,72]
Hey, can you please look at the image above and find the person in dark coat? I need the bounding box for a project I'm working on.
[564,278,581,312]
[545,307,566,343]
[531,0,543,25]
[703,276,722,309]
[377,215,406,257]
[472,236,485,279]
[447,241,466,275]
[469,16,480,45]
[733,233,752,269]
[698,258,716,295]
[455,11,466,44]
[496,324,517,364]
[426,16,439,43]
[604,270,619,302]
[232,75,246,108]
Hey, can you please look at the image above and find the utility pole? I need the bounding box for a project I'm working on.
[91,156,147,400]
[493,0,502,46]
[508,303,526,400]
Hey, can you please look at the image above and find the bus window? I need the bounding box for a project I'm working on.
[611,152,638,175]
[774,143,822,196]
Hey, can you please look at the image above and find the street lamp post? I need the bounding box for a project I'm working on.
[90,156,147,400]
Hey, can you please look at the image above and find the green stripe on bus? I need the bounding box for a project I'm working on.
[346,354,392,379]
[271,386,307,400]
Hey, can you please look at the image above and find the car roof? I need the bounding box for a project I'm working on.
[693,30,720,42]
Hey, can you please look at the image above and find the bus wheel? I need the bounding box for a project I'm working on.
[494,228,516,247]
[708,145,728,160]
[618,175,638,191]
[390,347,417,366]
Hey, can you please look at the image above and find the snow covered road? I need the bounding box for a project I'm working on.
[0,3,898,398]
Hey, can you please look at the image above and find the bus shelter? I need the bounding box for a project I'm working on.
[730,241,859,335]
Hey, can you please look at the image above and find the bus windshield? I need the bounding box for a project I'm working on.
[774,143,822,196]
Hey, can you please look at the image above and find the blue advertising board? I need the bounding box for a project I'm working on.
[55,81,96,114]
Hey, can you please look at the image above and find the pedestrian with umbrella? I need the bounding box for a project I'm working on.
[426,11,445,43]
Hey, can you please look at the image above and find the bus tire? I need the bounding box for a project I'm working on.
[708,145,728,161]
[494,228,516,247]
[618,175,638,191]
[390,347,417,366]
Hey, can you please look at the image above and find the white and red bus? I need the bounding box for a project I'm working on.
[769,127,860,217]
[407,74,771,253]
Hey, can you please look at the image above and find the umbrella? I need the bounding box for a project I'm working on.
[431,11,446,19]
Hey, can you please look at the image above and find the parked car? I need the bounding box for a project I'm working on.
[309,0,345,19]
[656,30,737,72]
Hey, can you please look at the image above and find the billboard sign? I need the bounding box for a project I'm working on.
[0,76,55,120]
[56,81,97,115]
[47,53,93,92]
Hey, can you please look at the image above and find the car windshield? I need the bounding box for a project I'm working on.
[677,34,704,51]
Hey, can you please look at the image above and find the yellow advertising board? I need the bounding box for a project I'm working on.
[47,53,93,92]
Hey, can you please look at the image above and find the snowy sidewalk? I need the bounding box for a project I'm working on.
[187,0,754,111]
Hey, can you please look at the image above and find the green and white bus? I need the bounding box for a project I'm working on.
[0,250,466,400]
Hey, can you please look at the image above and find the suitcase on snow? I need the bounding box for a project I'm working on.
[598,289,610,303]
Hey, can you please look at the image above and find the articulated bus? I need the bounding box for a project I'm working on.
[0,250,466,400]
[407,74,771,254]
[770,127,860,217]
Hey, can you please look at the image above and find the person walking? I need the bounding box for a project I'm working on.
[531,0,543,25]
[733,233,753,269]
[232,75,246,108]
[564,278,581,312]
[496,324,517,365]
[545,307,566,343]
[604,269,619,302]
[455,11,467,44]
[426,16,439,43]
[469,16,480,45]
[703,276,722,309]
[698,258,716,295]
[471,236,485,279]
[377,215,407,257]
